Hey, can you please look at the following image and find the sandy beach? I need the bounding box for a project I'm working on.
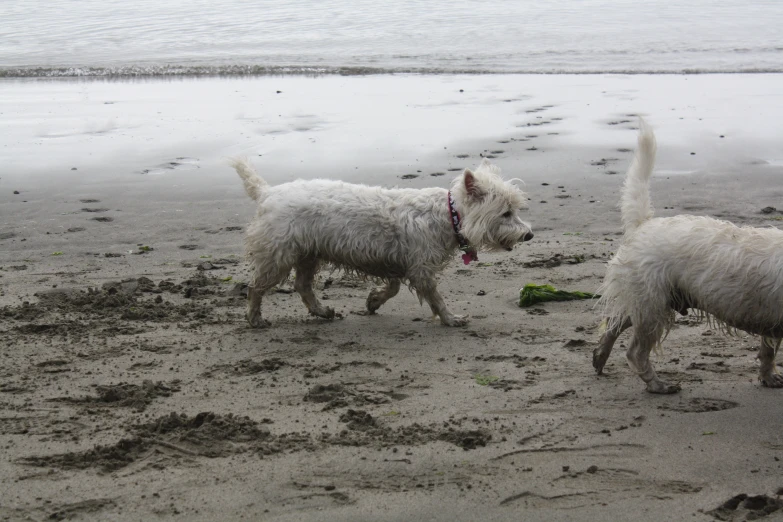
[2,74,783,521]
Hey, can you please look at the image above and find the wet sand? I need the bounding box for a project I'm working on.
[2,74,783,521]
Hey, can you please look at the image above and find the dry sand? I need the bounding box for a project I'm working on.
[2,74,783,521]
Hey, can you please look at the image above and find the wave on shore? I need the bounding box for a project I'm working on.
[3,64,783,79]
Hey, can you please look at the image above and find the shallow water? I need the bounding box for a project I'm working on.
[2,0,782,76]
[2,74,782,190]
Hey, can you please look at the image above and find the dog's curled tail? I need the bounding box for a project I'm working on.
[231,158,269,202]
[620,118,657,233]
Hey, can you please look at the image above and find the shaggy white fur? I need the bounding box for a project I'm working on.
[232,159,533,328]
[594,118,783,393]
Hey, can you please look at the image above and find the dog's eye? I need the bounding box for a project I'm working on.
[502,210,513,218]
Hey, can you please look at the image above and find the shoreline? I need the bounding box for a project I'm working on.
[5,67,783,79]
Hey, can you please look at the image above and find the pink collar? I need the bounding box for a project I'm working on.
[447,191,478,265]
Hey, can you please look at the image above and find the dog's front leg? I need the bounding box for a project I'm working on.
[593,316,632,374]
[410,273,468,327]
[247,285,268,328]
[758,336,783,388]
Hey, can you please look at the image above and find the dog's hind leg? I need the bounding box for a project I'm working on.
[247,262,292,328]
[366,278,401,314]
[626,323,680,394]
[758,336,783,388]
[593,316,632,375]
[294,258,337,320]
[409,271,467,327]
[247,285,265,328]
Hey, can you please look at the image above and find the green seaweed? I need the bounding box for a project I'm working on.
[474,375,499,386]
[518,283,599,308]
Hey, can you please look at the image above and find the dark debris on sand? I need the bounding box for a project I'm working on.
[19,409,495,472]
[49,380,181,411]
[19,412,272,472]
[1,272,242,334]
[202,358,287,378]
[707,493,783,521]
[322,410,492,451]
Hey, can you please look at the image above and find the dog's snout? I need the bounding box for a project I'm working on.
[522,231,534,242]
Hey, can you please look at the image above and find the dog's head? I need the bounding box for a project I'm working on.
[451,159,533,251]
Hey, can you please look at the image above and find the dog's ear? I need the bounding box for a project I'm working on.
[464,169,484,200]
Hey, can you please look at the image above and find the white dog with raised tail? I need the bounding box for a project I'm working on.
[594,118,783,393]
[231,159,533,328]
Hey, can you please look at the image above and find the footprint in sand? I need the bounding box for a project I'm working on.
[141,157,200,176]
[656,397,739,413]
[708,493,783,520]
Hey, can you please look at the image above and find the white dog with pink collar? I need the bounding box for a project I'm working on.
[231,158,533,327]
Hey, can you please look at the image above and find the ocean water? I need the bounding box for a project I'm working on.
[1,0,782,77]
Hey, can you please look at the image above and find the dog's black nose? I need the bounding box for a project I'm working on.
[522,231,534,242]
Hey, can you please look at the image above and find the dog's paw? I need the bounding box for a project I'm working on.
[441,314,469,327]
[247,316,271,329]
[760,373,783,388]
[592,349,607,374]
[310,306,337,320]
[646,381,681,394]
[366,291,385,313]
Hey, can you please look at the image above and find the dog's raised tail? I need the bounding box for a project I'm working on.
[231,158,269,202]
[620,118,657,233]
